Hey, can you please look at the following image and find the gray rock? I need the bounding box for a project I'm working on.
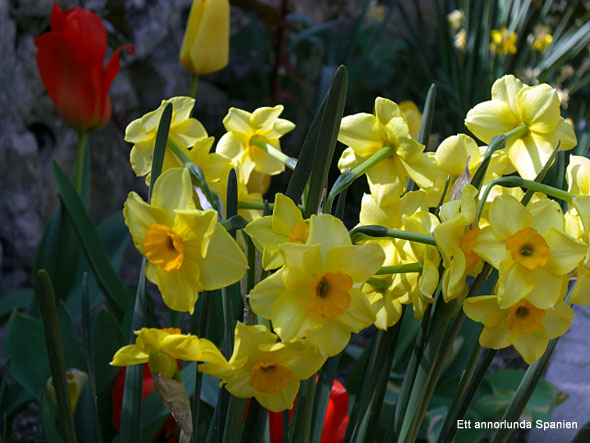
[526,304,590,442]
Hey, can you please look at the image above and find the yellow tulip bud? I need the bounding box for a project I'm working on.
[46,368,88,413]
[180,0,230,75]
[148,350,179,379]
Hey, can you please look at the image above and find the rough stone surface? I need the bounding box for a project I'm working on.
[526,304,590,442]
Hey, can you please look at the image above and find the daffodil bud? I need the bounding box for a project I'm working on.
[46,368,88,413]
[148,350,179,380]
[180,0,230,75]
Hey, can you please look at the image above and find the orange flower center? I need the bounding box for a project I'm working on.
[288,222,309,244]
[248,360,292,394]
[506,300,545,334]
[505,227,549,270]
[459,227,481,270]
[162,327,182,335]
[308,271,353,319]
[143,224,184,271]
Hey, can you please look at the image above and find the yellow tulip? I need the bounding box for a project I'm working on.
[180,0,230,75]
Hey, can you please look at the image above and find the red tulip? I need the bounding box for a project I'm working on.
[34,3,133,132]
[112,363,178,442]
[269,379,350,443]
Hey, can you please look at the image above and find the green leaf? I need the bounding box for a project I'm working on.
[65,211,130,320]
[121,102,172,443]
[5,311,51,397]
[36,270,77,443]
[0,289,34,325]
[53,162,130,317]
[40,389,63,443]
[304,65,348,217]
[91,307,126,442]
[34,200,79,301]
[572,421,590,443]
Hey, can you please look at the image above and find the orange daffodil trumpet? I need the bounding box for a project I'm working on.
[124,168,247,313]
[249,214,385,357]
[244,193,309,270]
[199,323,325,412]
[465,75,577,180]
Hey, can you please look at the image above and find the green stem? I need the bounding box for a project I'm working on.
[490,337,561,443]
[74,132,87,194]
[325,145,394,213]
[238,201,274,211]
[250,137,297,170]
[366,277,389,290]
[189,75,199,99]
[471,124,529,188]
[350,225,437,246]
[477,177,574,220]
[440,347,496,442]
[167,138,192,164]
[377,262,423,275]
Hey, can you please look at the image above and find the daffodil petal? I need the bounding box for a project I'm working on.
[193,224,247,291]
[479,323,511,349]
[498,261,534,308]
[124,192,170,255]
[255,378,300,412]
[326,243,384,282]
[516,84,560,133]
[110,344,149,366]
[489,195,532,240]
[465,100,519,145]
[249,268,285,319]
[544,228,587,275]
[542,301,573,339]
[463,295,505,326]
[510,328,548,364]
[338,113,385,156]
[527,271,566,309]
[473,226,508,268]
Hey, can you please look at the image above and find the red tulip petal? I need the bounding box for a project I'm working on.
[60,7,106,64]
[35,33,105,131]
[104,44,135,91]
[50,2,64,32]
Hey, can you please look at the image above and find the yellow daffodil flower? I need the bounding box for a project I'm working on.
[180,0,230,75]
[473,195,586,309]
[125,97,210,180]
[531,26,553,52]
[566,196,590,305]
[566,155,590,195]
[124,168,247,313]
[244,193,308,270]
[249,214,384,357]
[199,323,325,412]
[465,75,577,180]
[46,369,87,413]
[393,211,441,318]
[358,188,427,328]
[111,328,227,377]
[359,190,438,319]
[338,97,437,196]
[463,296,573,364]
[447,10,464,31]
[399,101,423,140]
[435,134,482,177]
[434,185,482,301]
[216,105,295,184]
[490,27,517,55]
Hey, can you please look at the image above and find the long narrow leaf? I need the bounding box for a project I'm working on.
[120,101,172,443]
[53,163,129,316]
[304,66,348,217]
[36,270,77,443]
